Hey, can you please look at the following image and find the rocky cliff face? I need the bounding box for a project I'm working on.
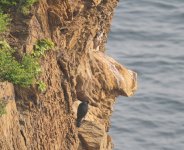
[0,0,137,149]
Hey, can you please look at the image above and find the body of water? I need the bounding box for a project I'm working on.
[107,0,184,149]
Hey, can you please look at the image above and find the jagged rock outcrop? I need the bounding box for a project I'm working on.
[0,0,137,149]
[0,82,26,149]
[78,121,113,150]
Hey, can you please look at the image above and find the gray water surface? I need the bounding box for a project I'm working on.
[107,0,184,150]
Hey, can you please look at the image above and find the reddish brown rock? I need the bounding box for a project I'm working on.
[0,82,26,150]
[0,0,137,149]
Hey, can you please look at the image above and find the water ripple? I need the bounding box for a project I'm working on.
[107,0,184,149]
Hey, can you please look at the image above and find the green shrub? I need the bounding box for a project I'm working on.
[0,0,39,34]
[0,12,11,33]
[0,0,38,14]
[0,100,6,117]
[0,39,54,88]
[37,81,46,92]
[33,38,54,57]
[0,40,41,87]
[0,0,17,6]
[0,0,17,10]
[20,0,38,15]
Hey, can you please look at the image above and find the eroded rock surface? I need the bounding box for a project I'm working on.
[0,0,137,149]
[0,82,26,150]
[73,51,136,150]
[78,121,113,150]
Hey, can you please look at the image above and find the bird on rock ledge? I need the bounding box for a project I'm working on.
[76,101,89,127]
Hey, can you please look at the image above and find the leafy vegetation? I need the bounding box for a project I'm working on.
[33,39,55,57]
[0,0,17,11]
[0,12,11,33]
[0,0,38,14]
[0,100,6,117]
[0,40,41,87]
[0,39,54,88]
[37,81,47,92]
[20,0,38,15]
[0,0,38,33]
[0,1,53,94]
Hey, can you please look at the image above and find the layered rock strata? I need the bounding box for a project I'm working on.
[0,0,137,149]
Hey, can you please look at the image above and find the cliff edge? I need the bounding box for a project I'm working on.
[0,0,137,149]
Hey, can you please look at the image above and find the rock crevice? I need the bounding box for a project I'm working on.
[0,0,137,149]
